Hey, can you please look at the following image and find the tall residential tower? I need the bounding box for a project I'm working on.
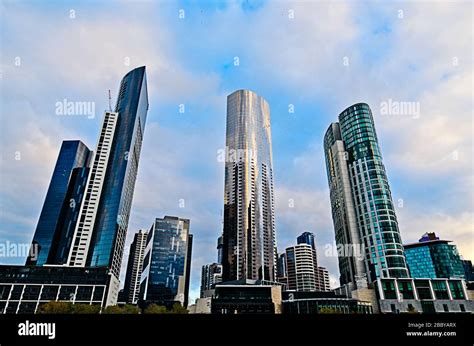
[222,90,277,282]
[324,103,408,286]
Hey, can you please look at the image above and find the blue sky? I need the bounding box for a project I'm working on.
[0,0,472,303]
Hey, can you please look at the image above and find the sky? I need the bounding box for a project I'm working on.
[0,0,472,304]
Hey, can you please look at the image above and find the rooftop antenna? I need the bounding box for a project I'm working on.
[108,89,112,111]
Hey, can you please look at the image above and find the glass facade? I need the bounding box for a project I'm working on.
[26,140,91,265]
[404,239,465,279]
[297,231,316,250]
[324,103,409,284]
[87,66,149,278]
[140,216,193,307]
[49,166,90,264]
[222,89,277,282]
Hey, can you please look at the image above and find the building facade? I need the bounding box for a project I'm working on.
[0,265,112,313]
[26,140,91,266]
[139,216,193,308]
[324,103,409,285]
[376,277,473,313]
[404,232,465,279]
[316,266,331,292]
[86,66,148,280]
[286,244,318,292]
[123,229,148,304]
[222,90,277,282]
[200,263,222,297]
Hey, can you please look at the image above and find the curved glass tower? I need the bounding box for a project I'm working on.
[86,66,149,278]
[324,103,409,285]
[222,90,277,282]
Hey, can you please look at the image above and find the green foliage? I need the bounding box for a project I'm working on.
[121,304,141,314]
[102,304,140,314]
[170,303,188,314]
[406,305,418,314]
[37,301,100,314]
[318,307,339,314]
[37,301,75,314]
[143,304,168,314]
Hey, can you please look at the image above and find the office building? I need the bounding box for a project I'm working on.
[286,244,318,292]
[462,260,474,282]
[200,263,222,297]
[376,277,473,313]
[0,265,113,313]
[316,266,331,291]
[123,229,148,304]
[139,216,193,308]
[297,232,316,250]
[281,290,373,314]
[222,89,277,282]
[210,279,283,314]
[217,235,223,264]
[276,253,288,286]
[404,232,465,279]
[324,103,409,285]
[26,140,91,266]
[79,66,149,281]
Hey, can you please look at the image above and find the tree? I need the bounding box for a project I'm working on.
[406,305,418,314]
[37,301,75,314]
[74,304,101,314]
[102,305,123,314]
[102,304,140,314]
[37,302,100,314]
[143,304,168,314]
[121,304,140,314]
[318,307,339,314]
[170,303,188,314]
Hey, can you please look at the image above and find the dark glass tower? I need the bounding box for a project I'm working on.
[297,232,316,250]
[26,140,91,265]
[87,66,149,278]
[324,103,409,285]
[139,216,193,308]
[222,90,277,282]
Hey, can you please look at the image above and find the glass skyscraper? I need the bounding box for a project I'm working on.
[26,140,91,266]
[404,232,465,279]
[324,103,409,285]
[86,66,148,278]
[297,231,316,250]
[222,89,277,282]
[139,216,193,307]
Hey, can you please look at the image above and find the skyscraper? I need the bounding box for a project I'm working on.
[139,216,193,308]
[404,232,465,279]
[69,66,148,280]
[316,266,331,291]
[286,244,318,291]
[295,231,330,291]
[297,232,316,250]
[222,89,277,282]
[26,140,91,266]
[123,229,148,304]
[324,103,409,286]
[67,111,119,268]
[200,263,222,297]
